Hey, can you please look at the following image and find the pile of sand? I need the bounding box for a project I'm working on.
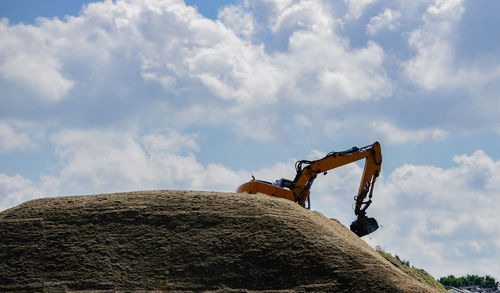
[0,190,438,292]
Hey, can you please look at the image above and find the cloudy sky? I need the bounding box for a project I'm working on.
[1,0,500,280]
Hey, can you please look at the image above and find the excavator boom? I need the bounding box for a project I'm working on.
[236,142,382,237]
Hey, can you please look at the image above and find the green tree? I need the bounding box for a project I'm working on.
[438,274,499,289]
[484,275,497,289]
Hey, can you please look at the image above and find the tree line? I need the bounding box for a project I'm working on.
[438,274,498,289]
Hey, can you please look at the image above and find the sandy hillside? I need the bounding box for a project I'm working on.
[0,190,438,292]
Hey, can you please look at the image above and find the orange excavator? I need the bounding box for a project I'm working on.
[237,142,382,237]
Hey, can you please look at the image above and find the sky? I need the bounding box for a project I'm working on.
[1,0,500,281]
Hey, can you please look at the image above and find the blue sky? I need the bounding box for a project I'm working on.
[1,0,500,281]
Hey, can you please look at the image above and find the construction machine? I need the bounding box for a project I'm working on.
[237,142,382,237]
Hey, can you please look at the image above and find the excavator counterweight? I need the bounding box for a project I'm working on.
[237,142,382,237]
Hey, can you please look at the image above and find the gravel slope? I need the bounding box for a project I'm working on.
[0,190,438,292]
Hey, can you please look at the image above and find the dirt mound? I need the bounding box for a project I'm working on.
[0,190,437,292]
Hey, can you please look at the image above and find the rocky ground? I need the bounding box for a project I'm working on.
[0,190,438,292]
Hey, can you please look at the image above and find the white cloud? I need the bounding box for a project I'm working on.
[0,173,42,211]
[426,0,464,18]
[49,129,150,191]
[364,150,500,278]
[405,0,463,87]
[44,128,247,195]
[292,114,312,129]
[218,4,255,40]
[141,72,176,91]
[270,0,333,37]
[283,38,392,106]
[366,8,401,35]
[404,0,500,91]
[142,130,199,154]
[344,0,378,20]
[0,0,394,142]
[0,125,295,211]
[0,121,34,153]
[230,115,278,142]
[371,120,448,145]
[0,20,74,102]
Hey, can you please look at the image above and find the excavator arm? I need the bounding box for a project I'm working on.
[236,142,382,237]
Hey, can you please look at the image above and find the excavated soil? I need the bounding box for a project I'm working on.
[0,190,438,292]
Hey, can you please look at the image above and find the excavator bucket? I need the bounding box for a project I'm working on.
[350,215,379,237]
